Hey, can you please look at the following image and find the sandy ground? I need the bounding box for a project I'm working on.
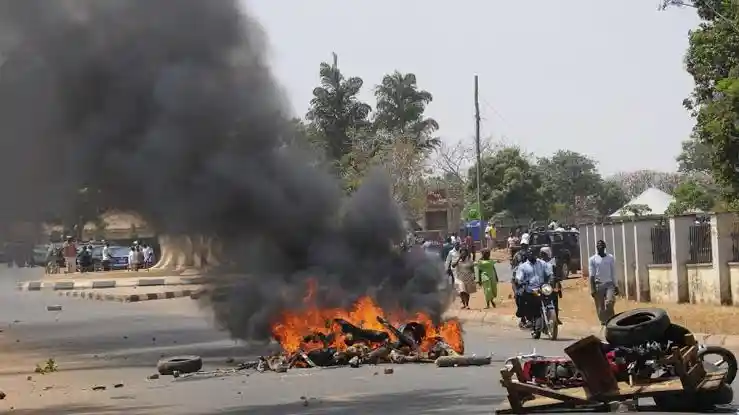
[464,277,739,335]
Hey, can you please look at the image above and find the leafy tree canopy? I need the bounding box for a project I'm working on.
[306,62,371,162]
[467,146,547,222]
[537,150,602,204]
[670,0,739,200]
[665,177,718,215]
[594,179,630,217]
[373,71,439,150]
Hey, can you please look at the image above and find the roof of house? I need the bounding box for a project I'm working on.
[609,187,675,217]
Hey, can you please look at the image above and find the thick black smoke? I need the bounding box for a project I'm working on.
[0,0,450,340]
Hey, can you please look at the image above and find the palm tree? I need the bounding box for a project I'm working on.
[373,71,439,150]
[306,63,371,161]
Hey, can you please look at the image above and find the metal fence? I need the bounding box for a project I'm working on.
[732,220,739,262]
[688,222,712,264]
[650,224,671,264]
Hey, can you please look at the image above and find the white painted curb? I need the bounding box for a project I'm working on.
[17,276,203,291]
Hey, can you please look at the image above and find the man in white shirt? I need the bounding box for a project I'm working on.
[101,242,112,271]
[588,240,619,325]
[520,231,531,247]
[142,244,155,269]
[444,241,461,285]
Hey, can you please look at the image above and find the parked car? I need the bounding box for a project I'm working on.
[31,245,49,267]
[529,229,581,276]
[510,229,581,277]
[77,245,129,270]
[106,246,130,270]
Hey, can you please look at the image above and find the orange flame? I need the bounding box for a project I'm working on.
[271,280,463,355]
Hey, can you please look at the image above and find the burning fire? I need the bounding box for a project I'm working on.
[271,280,464,355]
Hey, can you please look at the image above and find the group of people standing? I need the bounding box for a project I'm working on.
[441,237,498,310]
[127,243,155,271]
[47,237,155,274]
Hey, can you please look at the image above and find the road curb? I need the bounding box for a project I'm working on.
[443,308,739,350]
[17,276,203,291]
[59,289,195,303]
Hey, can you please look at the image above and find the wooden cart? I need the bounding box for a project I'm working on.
[496,334,727,413]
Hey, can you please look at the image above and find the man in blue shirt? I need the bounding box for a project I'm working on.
[515,248,553,333]
[540,247,562,325]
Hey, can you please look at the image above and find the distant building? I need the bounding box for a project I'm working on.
[422,187,463,236]
[609,187,676,218]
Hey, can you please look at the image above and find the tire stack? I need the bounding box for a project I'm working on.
[604,308,736,410]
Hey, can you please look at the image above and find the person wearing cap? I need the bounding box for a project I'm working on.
[589,240,619,325]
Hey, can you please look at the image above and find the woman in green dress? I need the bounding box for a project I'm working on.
[476,249,498,308]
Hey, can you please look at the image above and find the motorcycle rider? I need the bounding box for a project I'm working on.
[510,240,529,328]
[515,248,553,336]
[539,247,562,325]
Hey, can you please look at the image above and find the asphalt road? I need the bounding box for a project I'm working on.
[0,266,737,414]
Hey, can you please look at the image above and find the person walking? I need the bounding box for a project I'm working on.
[476,249,497,308]
[444,241,461,286]
[464,234,475,260]
[142,244,154,269]
[101,241,112,271]
[451,247,476,309]
[589,240,619,326]
[61,236,77,274]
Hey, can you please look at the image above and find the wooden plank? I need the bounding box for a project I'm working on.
[564,335,619,399]
[500,367,524,413]
[697,371,726,391]
[508,380,592,404]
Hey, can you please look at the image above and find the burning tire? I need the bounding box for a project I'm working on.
[604,308,670,346]
[156,355,203,375]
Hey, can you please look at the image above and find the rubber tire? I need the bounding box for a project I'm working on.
[156,355,202,375]
[546,309,558,341]
[699,346,737,384]
[657,323,692,347]
[700,383,734,406]
[604,308,670,346]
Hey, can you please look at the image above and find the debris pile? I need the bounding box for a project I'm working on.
[260,283,489,370]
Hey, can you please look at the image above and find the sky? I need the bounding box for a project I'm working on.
[243,0,701,176]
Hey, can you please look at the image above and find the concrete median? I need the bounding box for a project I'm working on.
[17,275,203,291]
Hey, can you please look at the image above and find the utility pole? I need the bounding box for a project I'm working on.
[332,52,338,69]
[474,75,484,249]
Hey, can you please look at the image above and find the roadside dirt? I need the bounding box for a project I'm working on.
[463,277,739,335]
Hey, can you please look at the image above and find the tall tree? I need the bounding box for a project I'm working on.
[537,150,603,212]
[665,177,717,215]
[343,133,429,220]
[373,71,439,150]
[666,0,739,200]
[468,146,547,222]
[431,136,499,204]
[676,136,713,174]
[593,180,629,217]
[306,62,371,162]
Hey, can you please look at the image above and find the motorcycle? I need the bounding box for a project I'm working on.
[530,283,559,340]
